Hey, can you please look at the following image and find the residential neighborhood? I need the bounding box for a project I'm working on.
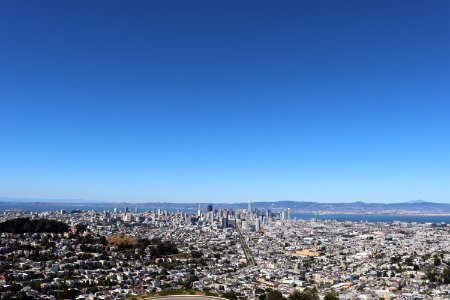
[0,207,449,300]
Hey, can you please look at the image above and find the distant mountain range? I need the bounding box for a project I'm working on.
[0,197,108,203]
[0,197,449,214]
[248,200,450,214]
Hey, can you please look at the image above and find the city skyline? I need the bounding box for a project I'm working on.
[1,1,450,203]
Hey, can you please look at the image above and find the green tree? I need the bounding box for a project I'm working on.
[434,257,441,266]
[443,267,450,284]
[426,268,437,282]
[222,291,238,299]
[267,290,284,300]
[288,289,319,300]
[324,292,339,300]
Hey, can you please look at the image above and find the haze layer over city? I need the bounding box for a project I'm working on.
[0,1,449,300]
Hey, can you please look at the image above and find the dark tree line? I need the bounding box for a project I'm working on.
[259,289,338,300]
[0,218,69,234]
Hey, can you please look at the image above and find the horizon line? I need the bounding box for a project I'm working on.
[0,196,449,205]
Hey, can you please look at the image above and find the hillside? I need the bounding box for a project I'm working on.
[0,217,69,233]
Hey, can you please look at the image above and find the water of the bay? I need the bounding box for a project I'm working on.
[1,202,449,223]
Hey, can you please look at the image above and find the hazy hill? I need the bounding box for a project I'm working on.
[1,198,449,214]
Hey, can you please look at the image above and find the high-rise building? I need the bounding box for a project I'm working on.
[221,217,229,228]
[255,218,261,232]
[123,212,132,222]
[207,204,213,212]
[287,208,291,221]
[209,211,214,225]
[241,220,248,230]
[248,200,252,214]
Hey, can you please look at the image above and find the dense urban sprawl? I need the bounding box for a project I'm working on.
[0,205,449,300]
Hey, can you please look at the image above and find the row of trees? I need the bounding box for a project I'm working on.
[0,218,69,233]
[257,288,338,300]
[426,266,450,284]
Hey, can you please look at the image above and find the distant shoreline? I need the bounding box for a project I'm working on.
[0,201,449,216]
[293,211,450,216]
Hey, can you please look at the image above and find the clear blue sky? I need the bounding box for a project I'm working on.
[0,1,449,203]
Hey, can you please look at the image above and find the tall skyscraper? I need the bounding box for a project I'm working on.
[287,208,291,221]
[207,204,213,212]
[221,217,229,228]
[248,200,252,214]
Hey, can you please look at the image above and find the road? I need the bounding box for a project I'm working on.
[235,222,256,266]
